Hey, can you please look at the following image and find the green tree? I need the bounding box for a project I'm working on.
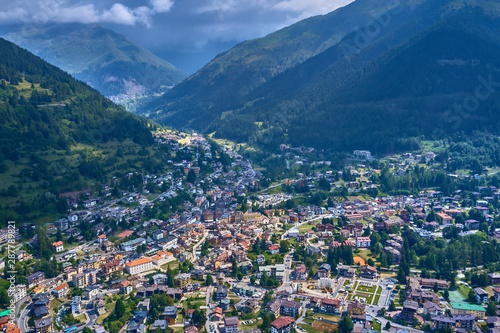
[186,169,196,183]
[389,301,396,311]
[115,298,126,318]
[467,289,476,303]
[83,327,92,333]
[205,274,213,286]
[487,300,497,316]
[338,315,354,333]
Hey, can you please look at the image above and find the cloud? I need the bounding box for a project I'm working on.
[150,0,174,13]
[0,0,174,27]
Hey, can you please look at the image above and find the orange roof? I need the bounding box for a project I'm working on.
[52,241,63,246]
[98,234,107,239]
[6,323,20,333]
[125,258,152,267]
[116,230,134,238]
[54,283,68,291]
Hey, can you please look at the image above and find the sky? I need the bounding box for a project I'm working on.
[0,0,354,73]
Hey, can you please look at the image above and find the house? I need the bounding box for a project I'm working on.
[401,300,419,321]
[215,285,228,301]
[71,296,81,315]
[52,241,64,253]
[493,287,500,302]
[317,298,342,314]
[163,306,178,325]
[356,237,371,248]
[337,264,355,278]
[256,255,265,265]
[184,327,198,333]
[34,317,53,333]
[174,273,192,289]
[317,264,331,278]
[52,283,69,298]
[97,234,107,243]
[279,300,302,317]
[270,316,295,333]
[295,264,307,280]
[120,281,133,295]
[224,317,239,333]
[27,272,45,288]
[489,273,500,285]
[360,265,377,279]
[423,301,444,316]
[211,307,224,321]
[125,258,154,275]
[475,287,489,303]
[268,245,279,255]
[152,320,168,332]
[347,301,366,322]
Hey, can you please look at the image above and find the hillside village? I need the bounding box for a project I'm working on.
[4,133,500,333]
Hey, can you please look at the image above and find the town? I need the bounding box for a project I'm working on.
[4,133,500,333]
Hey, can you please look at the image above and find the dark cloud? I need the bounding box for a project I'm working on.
[0,0,354,72]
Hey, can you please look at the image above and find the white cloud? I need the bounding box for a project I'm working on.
[0,0,174,26]
[150,0,174,13]
[273,0,352,14]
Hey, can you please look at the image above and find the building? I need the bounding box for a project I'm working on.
[52,241,64,253]
[71,296,81,315]
[224,317,239,333]
[215,285,228,301]
[316,298,342,315]
[317,263,331,278]
[163,306,177,325]
[360,266,377,279]
[356,237,371,248]
[34,317,53,333]
[270,316,295,333]
[450,302,486,318]
[475,287,489,303]
[125,258,154,275]
[295,264,307,280]
[258,264,285,281]
[120,281,134,295]
[174,273,192,289]
[337,264,355,278]
[27,272,45,288]
[121,237,146,252]
[347,301,366,322]
[52,283,69,298]
[489,273,500,285]
[430,315,475,331]
[493,287,500,302]
[401,300,419,321]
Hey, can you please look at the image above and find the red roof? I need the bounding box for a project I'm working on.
[98,234,107,239]
[271,316,295,329]
[268,245,279,251]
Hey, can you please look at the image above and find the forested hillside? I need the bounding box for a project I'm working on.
[0,38,165,225]
[142,0,500,157]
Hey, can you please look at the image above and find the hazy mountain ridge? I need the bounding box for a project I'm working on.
[5,24,187,97]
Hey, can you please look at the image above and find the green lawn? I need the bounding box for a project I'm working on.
[458,284,471,298]
[373,320,381,332]
[298,324,325,333]
[312,313,340,322]
[161,260,179,270]
[298,221,320,233]
[50,298,64,309]
[239,319,261,331]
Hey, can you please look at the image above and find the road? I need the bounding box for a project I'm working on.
[18,302,31,333]
[191,231,208,263]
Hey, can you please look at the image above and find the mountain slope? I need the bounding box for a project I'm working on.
[141,0,408,123]
[5,24,187,97]
[144,0,500,153]
[0,37,162,225]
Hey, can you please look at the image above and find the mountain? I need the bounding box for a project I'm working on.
[0,37,162,224]
[5,24,187,97]
[143,0,500,154]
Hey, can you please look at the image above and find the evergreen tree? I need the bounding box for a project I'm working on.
[338,316,354,333]
[115,298,125,318]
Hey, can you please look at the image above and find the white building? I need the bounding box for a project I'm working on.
[71,296,81,315]
[125,257,154,275]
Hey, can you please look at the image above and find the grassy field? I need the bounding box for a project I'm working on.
[96,301,116,325]
[298,324,325,333]
[239,318,261,331]
[298,221,320,233]
[312,313,340,322]
[373,320,382,332]
[458,284,471,298]
[50,298,64,309]
[161,260,179,270]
